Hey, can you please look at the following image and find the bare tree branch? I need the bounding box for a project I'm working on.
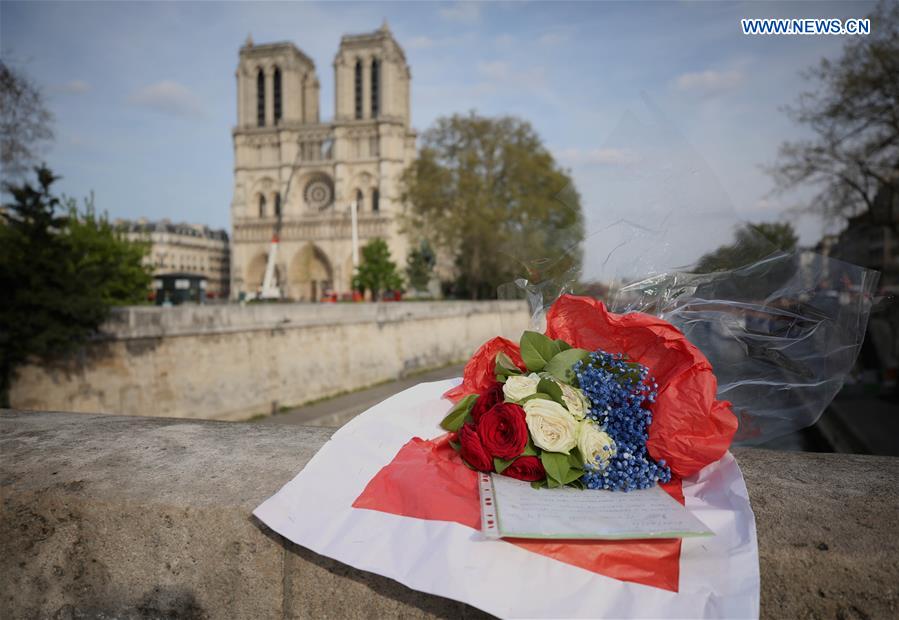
[0,59,54,180]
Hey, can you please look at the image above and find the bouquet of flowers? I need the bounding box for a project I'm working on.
[442,294,738,490]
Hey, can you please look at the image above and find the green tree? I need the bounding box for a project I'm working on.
[352,238,404,300]
[406,239,436,293]
[401,112,584,299]
[0,166,152,406]
[65,193,152,306]
[695,221,799,273]
[769,2,899,221]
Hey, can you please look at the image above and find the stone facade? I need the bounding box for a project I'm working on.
[231,24,416,300]
[116,219,230,298]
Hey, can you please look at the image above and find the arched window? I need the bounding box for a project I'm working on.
[354,60,363,119]
[273,67,282,124]
[274,192,281,217]
[258,194,266,218]
[355,189,364,211]
[370,59,380,118]
[256,69,265,127]
[372,188,380,213]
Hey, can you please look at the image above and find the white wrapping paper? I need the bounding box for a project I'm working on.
[254,379,760,618]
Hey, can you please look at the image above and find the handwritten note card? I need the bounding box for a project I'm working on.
[478,473,713,540]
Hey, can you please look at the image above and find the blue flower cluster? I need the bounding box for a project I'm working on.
[574,351,672,492]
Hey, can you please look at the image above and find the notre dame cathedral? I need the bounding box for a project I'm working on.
[230,23,416,300]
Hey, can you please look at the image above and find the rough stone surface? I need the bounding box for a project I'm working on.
[10,301,529,421]
[733,446,899,620]
[2,410,897,619]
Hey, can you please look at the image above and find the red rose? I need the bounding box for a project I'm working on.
[477,403,528,460]
[502,456,546,482]
[458,424,494,472]
[471,382,504,425]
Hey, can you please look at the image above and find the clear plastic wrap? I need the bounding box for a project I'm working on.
[611,252,878,444]
[498,99,879,445]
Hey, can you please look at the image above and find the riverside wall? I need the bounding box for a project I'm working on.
[2,410,897,619]
[9,301,530,421]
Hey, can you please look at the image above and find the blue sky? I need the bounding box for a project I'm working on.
[1,1,875,280]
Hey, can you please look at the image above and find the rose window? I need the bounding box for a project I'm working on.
[304,176,334,211]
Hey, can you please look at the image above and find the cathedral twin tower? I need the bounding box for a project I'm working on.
[230,23,416,300]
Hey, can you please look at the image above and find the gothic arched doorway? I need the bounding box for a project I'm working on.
[245,253,269,295]
[289,244,333,301]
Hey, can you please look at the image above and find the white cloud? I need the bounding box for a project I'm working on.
[674,69,743,94]
[127,80,203,118]
[54,79,91,94]
[475,60,548,87]
[439,2,481,23]
[555,148,640,167]
[476,60,510,80]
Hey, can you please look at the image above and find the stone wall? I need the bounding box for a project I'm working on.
[9,301,529,421]
[2,410,897,619]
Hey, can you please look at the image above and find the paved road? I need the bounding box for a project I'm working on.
[257,364,465,428]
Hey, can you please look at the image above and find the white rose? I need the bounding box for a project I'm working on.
[523,398,578,454]
[558,383,590,420]
[577,421,616,470]
[503,373,540,402]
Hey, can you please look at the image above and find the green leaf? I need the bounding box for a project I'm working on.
[522,437,539,457]
[493,457,515,474]
[568,447,583,468]
[561,466,585,485]
[519,392,553,404]
[567,479,586,490]
[555,339,572,351]
[536,377,564,405]
[439,394,477,432]
[540,451,571,484]
[494,351,522,378]
[519,331,561,372]
[544,348,591,384]
[546,477,561,489]
[531,479,548,490]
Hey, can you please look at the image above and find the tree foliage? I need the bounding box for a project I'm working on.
[0,167,152,405]
[406,239,436,293]
[0,60,54,178]
[769,2,899,221]
[352,238,404,299]
[695,221,798,273]
[401,112,584,299]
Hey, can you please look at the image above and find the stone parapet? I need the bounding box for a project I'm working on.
[9,301,530,421]
[2,410,897,619]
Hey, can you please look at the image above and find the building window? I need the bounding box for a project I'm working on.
[256,69,265,127]
[273,67,282,124]
[354,59,363,119]
[372,188,380,213]
[371,58,380,118]
[258,194,266,218]
[274,192,281,217]
[355,189,364,211]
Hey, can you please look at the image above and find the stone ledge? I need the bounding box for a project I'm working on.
[100,301,528,340]
[1,409,897,619]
